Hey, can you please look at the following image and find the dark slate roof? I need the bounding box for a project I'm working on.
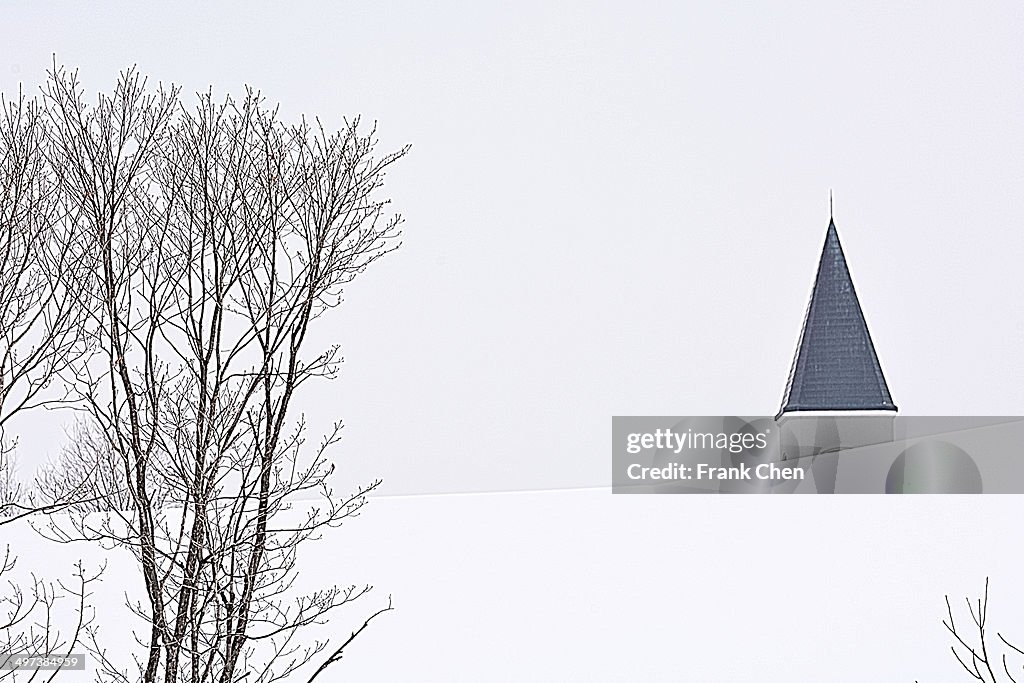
[778,218,896,416]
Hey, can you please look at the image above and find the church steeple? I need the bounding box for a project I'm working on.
[778,215,896,417]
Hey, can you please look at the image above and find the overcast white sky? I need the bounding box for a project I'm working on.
[2,1,1024,497]
[2,4,1022,678]
[3,0,1023,494]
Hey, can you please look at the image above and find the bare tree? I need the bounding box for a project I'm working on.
[918,578,1024,683]
[0,78,102,680]
[35,417,171,513]
[38,64,408,682]
[0,85,91,461]
[0,452,21,518]
[0,547,101,682]
[0,87,81,522]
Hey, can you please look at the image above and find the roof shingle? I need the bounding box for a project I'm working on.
[778,218,896,416]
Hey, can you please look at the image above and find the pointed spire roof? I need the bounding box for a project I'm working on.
[778,217,896,416]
